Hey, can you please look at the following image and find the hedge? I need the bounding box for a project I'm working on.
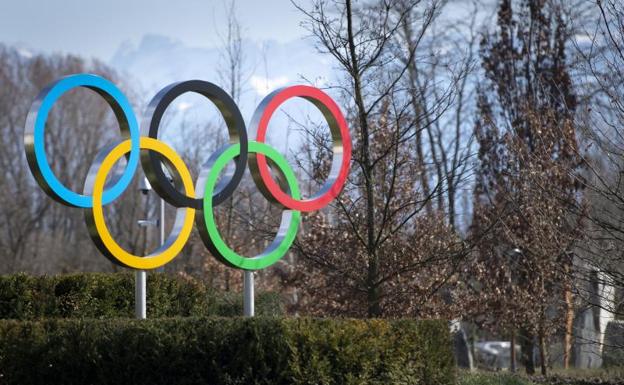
[0,273,282,319]
[603,320,624,368]
[0,317,454,385]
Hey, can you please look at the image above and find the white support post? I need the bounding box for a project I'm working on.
[243,270,254,317]
[135,270,146,319]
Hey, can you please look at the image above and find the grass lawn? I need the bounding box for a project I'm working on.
[458,368,624,385]
[459,372,537,385]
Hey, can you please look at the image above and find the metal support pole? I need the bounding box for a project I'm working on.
[135,175,156,319]
[136,196,165,318]
[157,197,165,273]
[243,270,254,317]
[160,197,165,246]
[135,270,146,319]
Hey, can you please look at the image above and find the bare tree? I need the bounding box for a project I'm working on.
[397,0,480,230]
[469,0,583,375]
[0,45,149,274]
[563,0,624,360]
[288,0,475,318]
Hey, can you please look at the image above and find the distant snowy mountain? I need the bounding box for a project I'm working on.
[109,34,336,116]
[108,34,340,154]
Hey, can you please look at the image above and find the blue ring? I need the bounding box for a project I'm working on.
[30,74,140,208]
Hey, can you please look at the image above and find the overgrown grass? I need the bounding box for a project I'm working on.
[458,369,624,385]
[458,371,537,385]
[546,367,624,380]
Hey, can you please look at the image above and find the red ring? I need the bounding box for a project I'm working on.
[251,85,351,212]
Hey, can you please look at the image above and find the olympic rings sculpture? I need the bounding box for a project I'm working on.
[25,74,351,271]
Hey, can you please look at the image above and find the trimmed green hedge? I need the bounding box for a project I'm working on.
[0,317,454,385]
[0,273,283,319]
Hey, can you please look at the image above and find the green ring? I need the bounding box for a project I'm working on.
[202,141,301,270]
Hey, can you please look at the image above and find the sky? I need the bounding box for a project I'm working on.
[0,0,311,61]
[0,0,331,144]
[0,0,486,230]
[0,0,488,152]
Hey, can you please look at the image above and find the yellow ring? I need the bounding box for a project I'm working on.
[92,137,195,269]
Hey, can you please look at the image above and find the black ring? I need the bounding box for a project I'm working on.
[140,80,248,209]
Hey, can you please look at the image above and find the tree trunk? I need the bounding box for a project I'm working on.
[538,323,548,376]
[510,329,517,373]
[345,0,380,317]
[520,328,536,375]
[401,14,432,216]
[563,271,574,369]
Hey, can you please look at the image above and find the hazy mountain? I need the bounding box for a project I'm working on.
[110,34,336,116]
